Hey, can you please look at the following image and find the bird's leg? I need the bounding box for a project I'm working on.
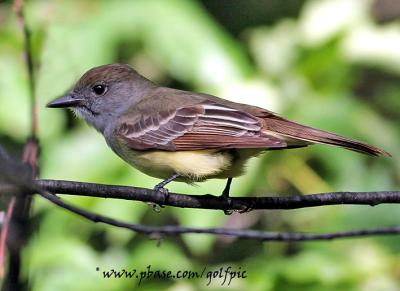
[154,173,180,192]
[221,177,233,198]
[220,178,234,215]
[153,173,180,206]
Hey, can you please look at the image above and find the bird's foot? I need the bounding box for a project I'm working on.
[152,183,170,209]
[237,205,253,214]
[146,184,169,212]
[150,173,180,210]
[219,193,233,215]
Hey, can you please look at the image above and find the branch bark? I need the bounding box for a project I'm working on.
[37,179,400,211]
[36,190,400,242]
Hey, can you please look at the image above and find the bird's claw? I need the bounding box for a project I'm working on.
[237,205,253,214]
[220,196,234,215]
[153,185,170,208]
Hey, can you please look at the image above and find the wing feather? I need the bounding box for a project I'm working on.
[117,101,286,151]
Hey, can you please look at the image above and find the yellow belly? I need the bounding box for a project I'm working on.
[135,149,234,180]
[111,137,262,182]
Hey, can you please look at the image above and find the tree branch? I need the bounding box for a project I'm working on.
[37,190,400,241]
[37,179,400,211]
[2,146,400,242]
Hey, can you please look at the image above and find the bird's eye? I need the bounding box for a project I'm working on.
[92,84,107,96]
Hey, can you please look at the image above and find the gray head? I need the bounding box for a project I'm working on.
[47,64,156,133]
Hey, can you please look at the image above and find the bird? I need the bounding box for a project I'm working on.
[47,64,389,197]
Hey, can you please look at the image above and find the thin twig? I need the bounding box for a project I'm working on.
[37,179,400,211]
[37,190,400,241]
[14,0,37,137]
[2,1,39,290]
[0,198,15,278]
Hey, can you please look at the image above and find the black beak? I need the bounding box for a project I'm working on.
[46,95,84,108]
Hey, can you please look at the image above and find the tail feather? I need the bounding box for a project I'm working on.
[264,116,390,157]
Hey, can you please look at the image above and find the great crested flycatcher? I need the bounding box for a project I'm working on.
[47,64,389,197]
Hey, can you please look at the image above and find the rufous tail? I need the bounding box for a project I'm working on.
[264,116,390,157]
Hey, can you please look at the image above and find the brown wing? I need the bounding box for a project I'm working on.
[117,101,287,151]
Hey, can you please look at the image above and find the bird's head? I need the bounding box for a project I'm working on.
[47,63,154,132]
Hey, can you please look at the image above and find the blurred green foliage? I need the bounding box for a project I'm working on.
[0,0,399,290]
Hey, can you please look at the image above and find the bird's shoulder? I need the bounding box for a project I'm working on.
[120,86,276,120]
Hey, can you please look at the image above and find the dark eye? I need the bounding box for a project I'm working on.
[92,84,107,95]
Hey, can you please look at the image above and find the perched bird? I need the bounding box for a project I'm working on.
[47,64,389,197]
